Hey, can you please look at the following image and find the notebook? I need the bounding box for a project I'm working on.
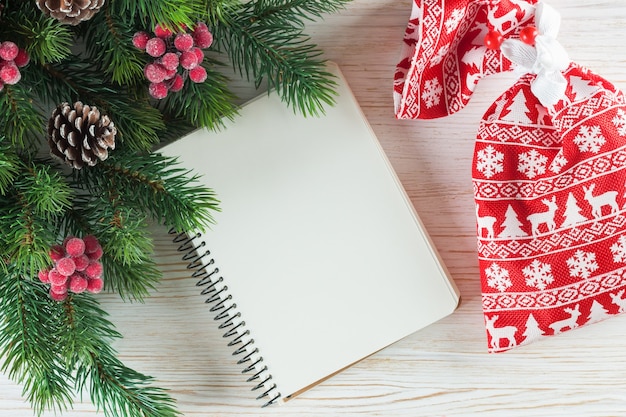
[159,62,460,406]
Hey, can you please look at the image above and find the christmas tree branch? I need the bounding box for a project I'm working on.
[0,142,20,195]
[0,268,74,415]
[0,84,45,151]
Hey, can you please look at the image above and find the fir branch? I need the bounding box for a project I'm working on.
[83,10,146,86]
[108,0,201,29]
[0,83,46,152]
[251,0,350,28]
[214,2,341,116]
[1,1,73,64]
[0,141,21,195]
[0,268,74,415]
[159,60,238,129]
[16,161,73,218]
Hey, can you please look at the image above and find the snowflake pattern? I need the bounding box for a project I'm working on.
[566,250,599,279]
[573,125,606,153]
[444,8,465,34]
[549,151,568,174]
[485,263,512,292]
[517,149,548,179]
[522,260,554,290]
[476,145,504,178]
[422,77,443,109]
[610,235,626,263]
[612,109,626,136]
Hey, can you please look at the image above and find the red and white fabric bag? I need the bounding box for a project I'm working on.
[395,0,626,352]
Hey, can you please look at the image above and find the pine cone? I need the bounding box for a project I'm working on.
[48,101,117,169]
[35,0,105,25]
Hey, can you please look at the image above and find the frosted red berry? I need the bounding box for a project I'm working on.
[149,82,168,99]
[191,47,204,64]
[49,244,65,262]
[83,235,100,254]
[193,29,213,49]
[0,41,19,61]
[65,237,85,257]
[56,257,76,277]
[145,37,167,57]
[484,30,504,50]
[73,254,90,271]
[144,62,167,83]
[132,31,150,49]
[169,74,184,92]
[13,49,29,67]
[50,290,67,301]
[189,66,207,83]
[180,50,198,70]
[160,52,179,71]
[85,261,103,279]
[38,268,51,283]
[88,245,103,261]
[87,277,104,294]
[49,268,69,286]
[69,274,88,293]
[154,24,173,38]
[0,62,20,84]
[174,33,194,52]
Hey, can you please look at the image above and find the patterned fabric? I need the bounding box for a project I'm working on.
[393,0,537,120]
[474,63,626,352]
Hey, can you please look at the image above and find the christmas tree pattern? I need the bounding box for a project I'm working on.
[561,192,587,227]
[587,300,611,325]
[501,89,533,124]
[498,204,528,238]
[521,313,544,345]
[569,75,600,102]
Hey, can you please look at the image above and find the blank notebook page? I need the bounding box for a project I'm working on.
[159,62,459,403]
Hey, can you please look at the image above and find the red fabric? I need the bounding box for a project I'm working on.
[473,63,626,352]
[394,0,537,120]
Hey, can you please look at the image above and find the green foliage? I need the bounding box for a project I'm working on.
[0,0,350,414]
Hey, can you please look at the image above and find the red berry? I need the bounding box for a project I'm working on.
[49,268,69,286]
[0,62,20,84]
[73,254,90,271]
[484,30,504,50]
[88,245,103,261]
[38,268,51,283]
[65,237,85,257]
[191,47,204,64]
[132,31,150,49]
[174,33,194,52]
[50,289,68,301]
[154,24,173,38]
[144,62,167,83]
[85,261,103,279]
[194,22,209,34]
[56,257,76,276]
[0,41,19,61]
[193,30,213,49]
[145,37,167,57]
[169,74,184,92]
[87,277,104,294]
[69,274,88,293]
[189,66,207,83]
[83,235,100,254]
[179,50,198,70]
[149,82,169,99]
[49,244,66,262]
[164,67,177,80]
[160,52,179,71]
[14,49,29,67]
[519,25,539,45]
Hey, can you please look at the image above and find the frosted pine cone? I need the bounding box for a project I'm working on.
[35,0,105,25]
[47,101,116,169]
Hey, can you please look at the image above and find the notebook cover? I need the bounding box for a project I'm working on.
[159,62,460,404]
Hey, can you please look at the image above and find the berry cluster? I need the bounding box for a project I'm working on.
[0,41,29,92]
[133,23,213,99]
[38,235,104,301]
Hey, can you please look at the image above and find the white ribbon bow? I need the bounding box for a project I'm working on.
[501,2,570,107]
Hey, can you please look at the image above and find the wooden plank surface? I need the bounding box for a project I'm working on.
[2,0,626,415]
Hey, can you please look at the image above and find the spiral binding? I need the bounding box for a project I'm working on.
[169,228,282,407]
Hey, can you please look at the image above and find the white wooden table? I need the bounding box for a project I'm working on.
[2,0,626,415]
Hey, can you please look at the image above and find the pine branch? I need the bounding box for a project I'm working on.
[108,0,201,29]
[0,83,46,152]
[0,141,20,195]
[159,59,238,129]
[0,267,74,415]
[66,294,180,417]
[214,0,349,116]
